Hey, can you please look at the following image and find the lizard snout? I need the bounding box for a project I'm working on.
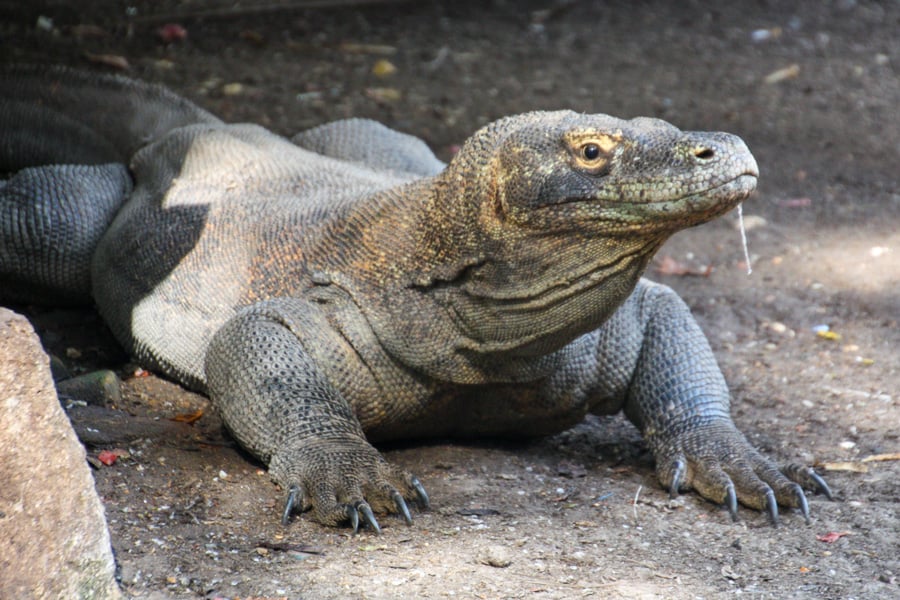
[680,132,759,180]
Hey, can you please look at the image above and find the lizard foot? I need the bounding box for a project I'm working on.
[270,435,429,532]
[650,421,832,526]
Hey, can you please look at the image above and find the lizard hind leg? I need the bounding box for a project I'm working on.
[0,163,131,304]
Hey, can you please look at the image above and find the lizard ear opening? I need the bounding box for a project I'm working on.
[488,158,509,222]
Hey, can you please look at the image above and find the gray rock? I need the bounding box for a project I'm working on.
[477,544,513,568]
[57,369,123,407]
[0,308,121,600]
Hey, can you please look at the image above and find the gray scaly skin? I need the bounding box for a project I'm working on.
[0,65,831,532]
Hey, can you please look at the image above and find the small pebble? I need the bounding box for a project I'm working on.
[768,321,787,334]
[222,83,244,96]
[372,59,397,77]
[478,545,512,568]
[735,214,767,231]
[764,63,800,84]
[36,15,53,31]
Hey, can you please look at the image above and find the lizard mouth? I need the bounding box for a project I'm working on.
[599,171,758,234]
[685,172,758,208]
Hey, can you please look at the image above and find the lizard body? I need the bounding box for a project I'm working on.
[0,66,829,530]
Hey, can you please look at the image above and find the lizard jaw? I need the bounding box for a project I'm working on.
[593,171,759,236]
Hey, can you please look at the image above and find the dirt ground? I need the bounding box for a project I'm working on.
[2,0,898,598]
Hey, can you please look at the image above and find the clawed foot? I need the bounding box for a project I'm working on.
[281,477,429,533]
[271,435,429,533]
[651,422,833,525]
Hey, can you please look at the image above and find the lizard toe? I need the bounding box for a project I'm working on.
[783,463,833,500]
[689,456,762,514]
[657,456,687,499]
[269,434,427,530]
[649,421,826,524]
[411,476,430,509]
[725,483,739,522]
[391,490,413,525]
[354,501,381,534]
[281,484,307,526]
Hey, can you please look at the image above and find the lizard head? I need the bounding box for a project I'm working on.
[409,111,759,360]
[457,110,758,239]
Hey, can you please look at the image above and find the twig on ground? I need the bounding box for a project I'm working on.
[131,0,409,24]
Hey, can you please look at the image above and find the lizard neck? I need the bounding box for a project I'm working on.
[329,162,668,383]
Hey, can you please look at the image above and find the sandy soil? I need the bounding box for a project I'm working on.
[2,0,898,598]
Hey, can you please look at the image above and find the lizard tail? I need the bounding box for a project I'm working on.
[0,64,220,172]
[0,65,217,304]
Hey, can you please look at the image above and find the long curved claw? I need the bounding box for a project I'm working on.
[358,502,381,534]
[725,483,739,522]
[392,490,413,525]
[783,463,834,500]
[808,470,834,501]
[809,469,834,500]
[669,458,686,499]
[346,504,360,533]
[411,476,430,509]
[792,483,811,525]
[764,489,779,527]
[282,484,301,526]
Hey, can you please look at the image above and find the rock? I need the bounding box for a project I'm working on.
[49,354,71,381]
[477,544,513,568]
[57,369,123,406]
[0,308,121,599]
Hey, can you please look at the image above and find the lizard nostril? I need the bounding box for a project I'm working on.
[693,147,715,160]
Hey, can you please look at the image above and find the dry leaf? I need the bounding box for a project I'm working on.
[71,24,108,38]
[170,409,204,424]
[816,330,842,341]
[816,531,851,543]
[365,87,401,103]
[861,452,900,463]
[339,42,396,55]
[157,23,188,43]
[84,52,130,70]
[822,461,868,473]
[654,255,712,277]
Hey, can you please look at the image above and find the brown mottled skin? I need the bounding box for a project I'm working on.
[0,66,830,532]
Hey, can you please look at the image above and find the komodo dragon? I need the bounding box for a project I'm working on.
[0,65,831,532]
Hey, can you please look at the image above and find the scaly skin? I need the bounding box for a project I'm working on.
[0,66,830,532]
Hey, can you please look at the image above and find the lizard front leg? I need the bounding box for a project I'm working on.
[205,298,428,532]
[570,278,832,524]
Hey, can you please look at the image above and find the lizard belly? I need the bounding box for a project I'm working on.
[363,381,592,442]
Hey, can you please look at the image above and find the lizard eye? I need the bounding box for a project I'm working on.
[582,143,601,161]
